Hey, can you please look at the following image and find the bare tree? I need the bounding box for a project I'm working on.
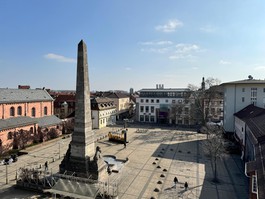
[169,103,185,125]
[188,77,222,126]
[203,125,225,182]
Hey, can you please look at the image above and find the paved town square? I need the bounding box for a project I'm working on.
[0,125,248,199]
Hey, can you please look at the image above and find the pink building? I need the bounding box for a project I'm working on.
[0,88,62,154]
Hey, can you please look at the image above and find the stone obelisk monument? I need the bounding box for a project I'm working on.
[60,40,106,180]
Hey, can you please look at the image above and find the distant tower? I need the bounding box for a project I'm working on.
[201,77,205,91]
[129,88,134,95]
[60,40,106,180]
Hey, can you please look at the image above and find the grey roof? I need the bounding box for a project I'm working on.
[36,115,62,127]
[139,88,190,92]
[221,79,265,86]
[0,116,37,131]
[0,88,54,104]
[234,104,265,122]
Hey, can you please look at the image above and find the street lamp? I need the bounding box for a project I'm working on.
[58,141,64,159]
[6,164,8,184]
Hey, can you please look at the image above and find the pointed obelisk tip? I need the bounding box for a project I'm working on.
[78,39,86,46]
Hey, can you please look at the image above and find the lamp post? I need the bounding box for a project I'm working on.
[58,141,64,159]
[6,164,8,184]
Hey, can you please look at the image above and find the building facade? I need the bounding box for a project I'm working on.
[96,91,130,120]
[91,97,116,129]
[0,88,62,154]
[221,78,265,133]
[136,85,192,125]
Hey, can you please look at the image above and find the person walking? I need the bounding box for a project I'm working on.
[184,182,188,190]
[174,177,178,186]
[44,161,48,171]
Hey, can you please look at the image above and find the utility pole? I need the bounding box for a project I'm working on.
[6,164,8,184]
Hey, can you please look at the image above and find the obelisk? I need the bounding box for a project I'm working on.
[60,40,106,180]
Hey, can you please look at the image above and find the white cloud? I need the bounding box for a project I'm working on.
[125,67,132,71]
[169,54,193,60]
[219,60,231,65]
[169,43,200,60]
[175,44,199,53]
[141,47,171,54]
[200,25,217,33]
[155,19,183,32]
[254,66,265,71]
[44,53,76,63]
[139,40,173,45]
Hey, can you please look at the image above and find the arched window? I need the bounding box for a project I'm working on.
[10,107,15,116]
[17,106,22,116]
[44,106,48,115]
[7,132,13,140]
[31,107,36,117]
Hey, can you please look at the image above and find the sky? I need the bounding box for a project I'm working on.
[1,0,265,92]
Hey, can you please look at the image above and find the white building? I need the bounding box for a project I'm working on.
[91,97,116,129]
[221,78,265,133]
[136,84,191,125]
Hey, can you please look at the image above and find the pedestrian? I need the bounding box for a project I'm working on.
[124,140,126,148]
[184,182,188,190]
[174,177,178,186]
[44,161,48,171]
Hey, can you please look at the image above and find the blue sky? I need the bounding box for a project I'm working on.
[1,0,265,92]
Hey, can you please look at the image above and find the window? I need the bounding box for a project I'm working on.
[211,108,215,115]
[145,115,149,122]
[184,107,189,114]
[140,106,144,112]
[251,88,257,105]
[31,107,36,117]
[242,97,245,102]
[151,99,154,103]
[156,99,159,103]
[172,100,176,103]
[165,99,168,103]
[17,106,22,116]
[8,132,12,140]
[252,175,257,193]
[10,107,15,116]
[264,88,265,92]
[140,99,144,103]
[146,99,149,103]
[44,107,48,115]
[140,115,144,122]
[150,116,155,122]
[145,106,149,113]
[151,106,154,113]
[242,88,245,92]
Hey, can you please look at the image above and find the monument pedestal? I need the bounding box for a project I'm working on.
[59,145,107,180]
